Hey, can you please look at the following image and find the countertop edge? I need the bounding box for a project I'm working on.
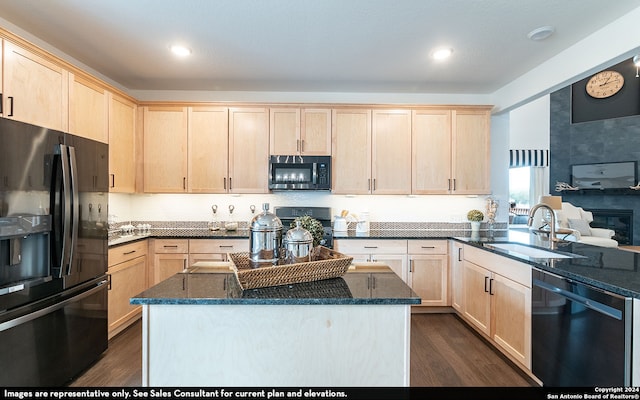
[130,298,422,306]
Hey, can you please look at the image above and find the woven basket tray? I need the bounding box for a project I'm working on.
[228,246,353,290]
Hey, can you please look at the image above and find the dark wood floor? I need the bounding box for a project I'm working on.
[70,313,535,387]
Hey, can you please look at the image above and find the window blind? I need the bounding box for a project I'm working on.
[509,149,549,167]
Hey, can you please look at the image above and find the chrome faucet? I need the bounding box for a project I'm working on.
[527,203,558,250]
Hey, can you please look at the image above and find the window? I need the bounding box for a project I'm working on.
[509,167,530,209]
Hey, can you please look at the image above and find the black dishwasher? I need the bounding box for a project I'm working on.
[532,268,631,386]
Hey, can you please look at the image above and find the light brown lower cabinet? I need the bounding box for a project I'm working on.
[333,239,408,283]
[461,245,532,370]
[107,240,148,339]
[408,240,449,307]
[334,239,450,308]
[450,241,464,312]
[188,238,248,265]
[150,239,189,285]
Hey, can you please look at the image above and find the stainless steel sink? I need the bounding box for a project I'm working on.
[485,242,578,259]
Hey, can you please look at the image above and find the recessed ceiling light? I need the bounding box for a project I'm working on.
[170,44,192,57]
[527,26,555,41]
[431,47,453,61]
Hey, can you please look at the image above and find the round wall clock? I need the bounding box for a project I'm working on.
[585,70,625,98]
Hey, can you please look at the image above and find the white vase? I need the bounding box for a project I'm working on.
[470,221,481,241]
[470,221,481,232]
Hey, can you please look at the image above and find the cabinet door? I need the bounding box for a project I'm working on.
[452,109,490,194]
[372,110,411,194]
[228,107,269,193]
[143,106,188,192]
[412,109,452,194]
[153,254,187,285]
[69,73,108,143]
[3,41,68,131]
[408,255,448,306]
[492,273,531,368]
[270,108,300,155]
[370,253,408,284]
[108,255,147,337]
[188,107,229,193]
[331,109,372,194]
[301,108,331,155]
[462,260,491,335]
[450,241,464,312]
[108,93,136,193]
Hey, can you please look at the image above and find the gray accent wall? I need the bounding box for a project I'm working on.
[550,86,640,244]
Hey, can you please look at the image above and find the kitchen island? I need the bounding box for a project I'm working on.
[130,265,420,386]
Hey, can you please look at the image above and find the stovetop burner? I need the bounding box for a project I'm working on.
[274,206,333,248]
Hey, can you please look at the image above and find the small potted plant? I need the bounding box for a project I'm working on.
[467,209,484,234]
[291,215,325,247]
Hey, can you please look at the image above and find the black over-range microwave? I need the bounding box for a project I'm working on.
[268,155,331,190]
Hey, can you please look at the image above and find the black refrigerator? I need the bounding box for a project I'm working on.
[0,117,108,386]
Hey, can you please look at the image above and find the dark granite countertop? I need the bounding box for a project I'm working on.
[109,228,507,247]
[108,229,250,247]
[130,267,421,306]
[116,226,640,300]
[455,230,640,299]
[333,229,507,240]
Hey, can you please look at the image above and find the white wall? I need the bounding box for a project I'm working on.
[509,95,550,150]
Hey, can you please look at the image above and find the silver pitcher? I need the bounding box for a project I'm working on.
[249,203,283,265]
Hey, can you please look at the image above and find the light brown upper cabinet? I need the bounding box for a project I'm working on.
[69,73,108,143]
[332,109,410,194]
[188,106,229,193]
[412,109,452,194]
[270,108,331,155]
[108,93,137,193]
[331,109,372,194]
[371,109,411,194]
[228,107,269,193]
[3,41,68,131]
[143,106,188,193]
[412,108,490,194]
[141,106,267,194]
[452,109,491,194]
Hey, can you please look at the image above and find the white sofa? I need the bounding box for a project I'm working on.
[555,202,618,248]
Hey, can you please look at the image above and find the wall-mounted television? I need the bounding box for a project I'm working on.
[571,161,637,189]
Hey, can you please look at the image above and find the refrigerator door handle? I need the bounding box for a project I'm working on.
[67,146,79,275]
[57,144,73,276]
[0,280,107,332]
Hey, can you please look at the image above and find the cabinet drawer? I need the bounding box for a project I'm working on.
[189,239,248,254]
[108,240,148,266]
[408,240,448,255]
[334,239,407,254]
[152,239,189,254]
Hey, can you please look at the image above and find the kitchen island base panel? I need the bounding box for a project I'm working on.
[141,304,411,386]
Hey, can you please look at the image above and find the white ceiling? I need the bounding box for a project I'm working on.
[0,0,639,94]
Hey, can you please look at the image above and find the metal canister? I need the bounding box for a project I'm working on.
[283,220,314,264]
[249,203,283,265]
